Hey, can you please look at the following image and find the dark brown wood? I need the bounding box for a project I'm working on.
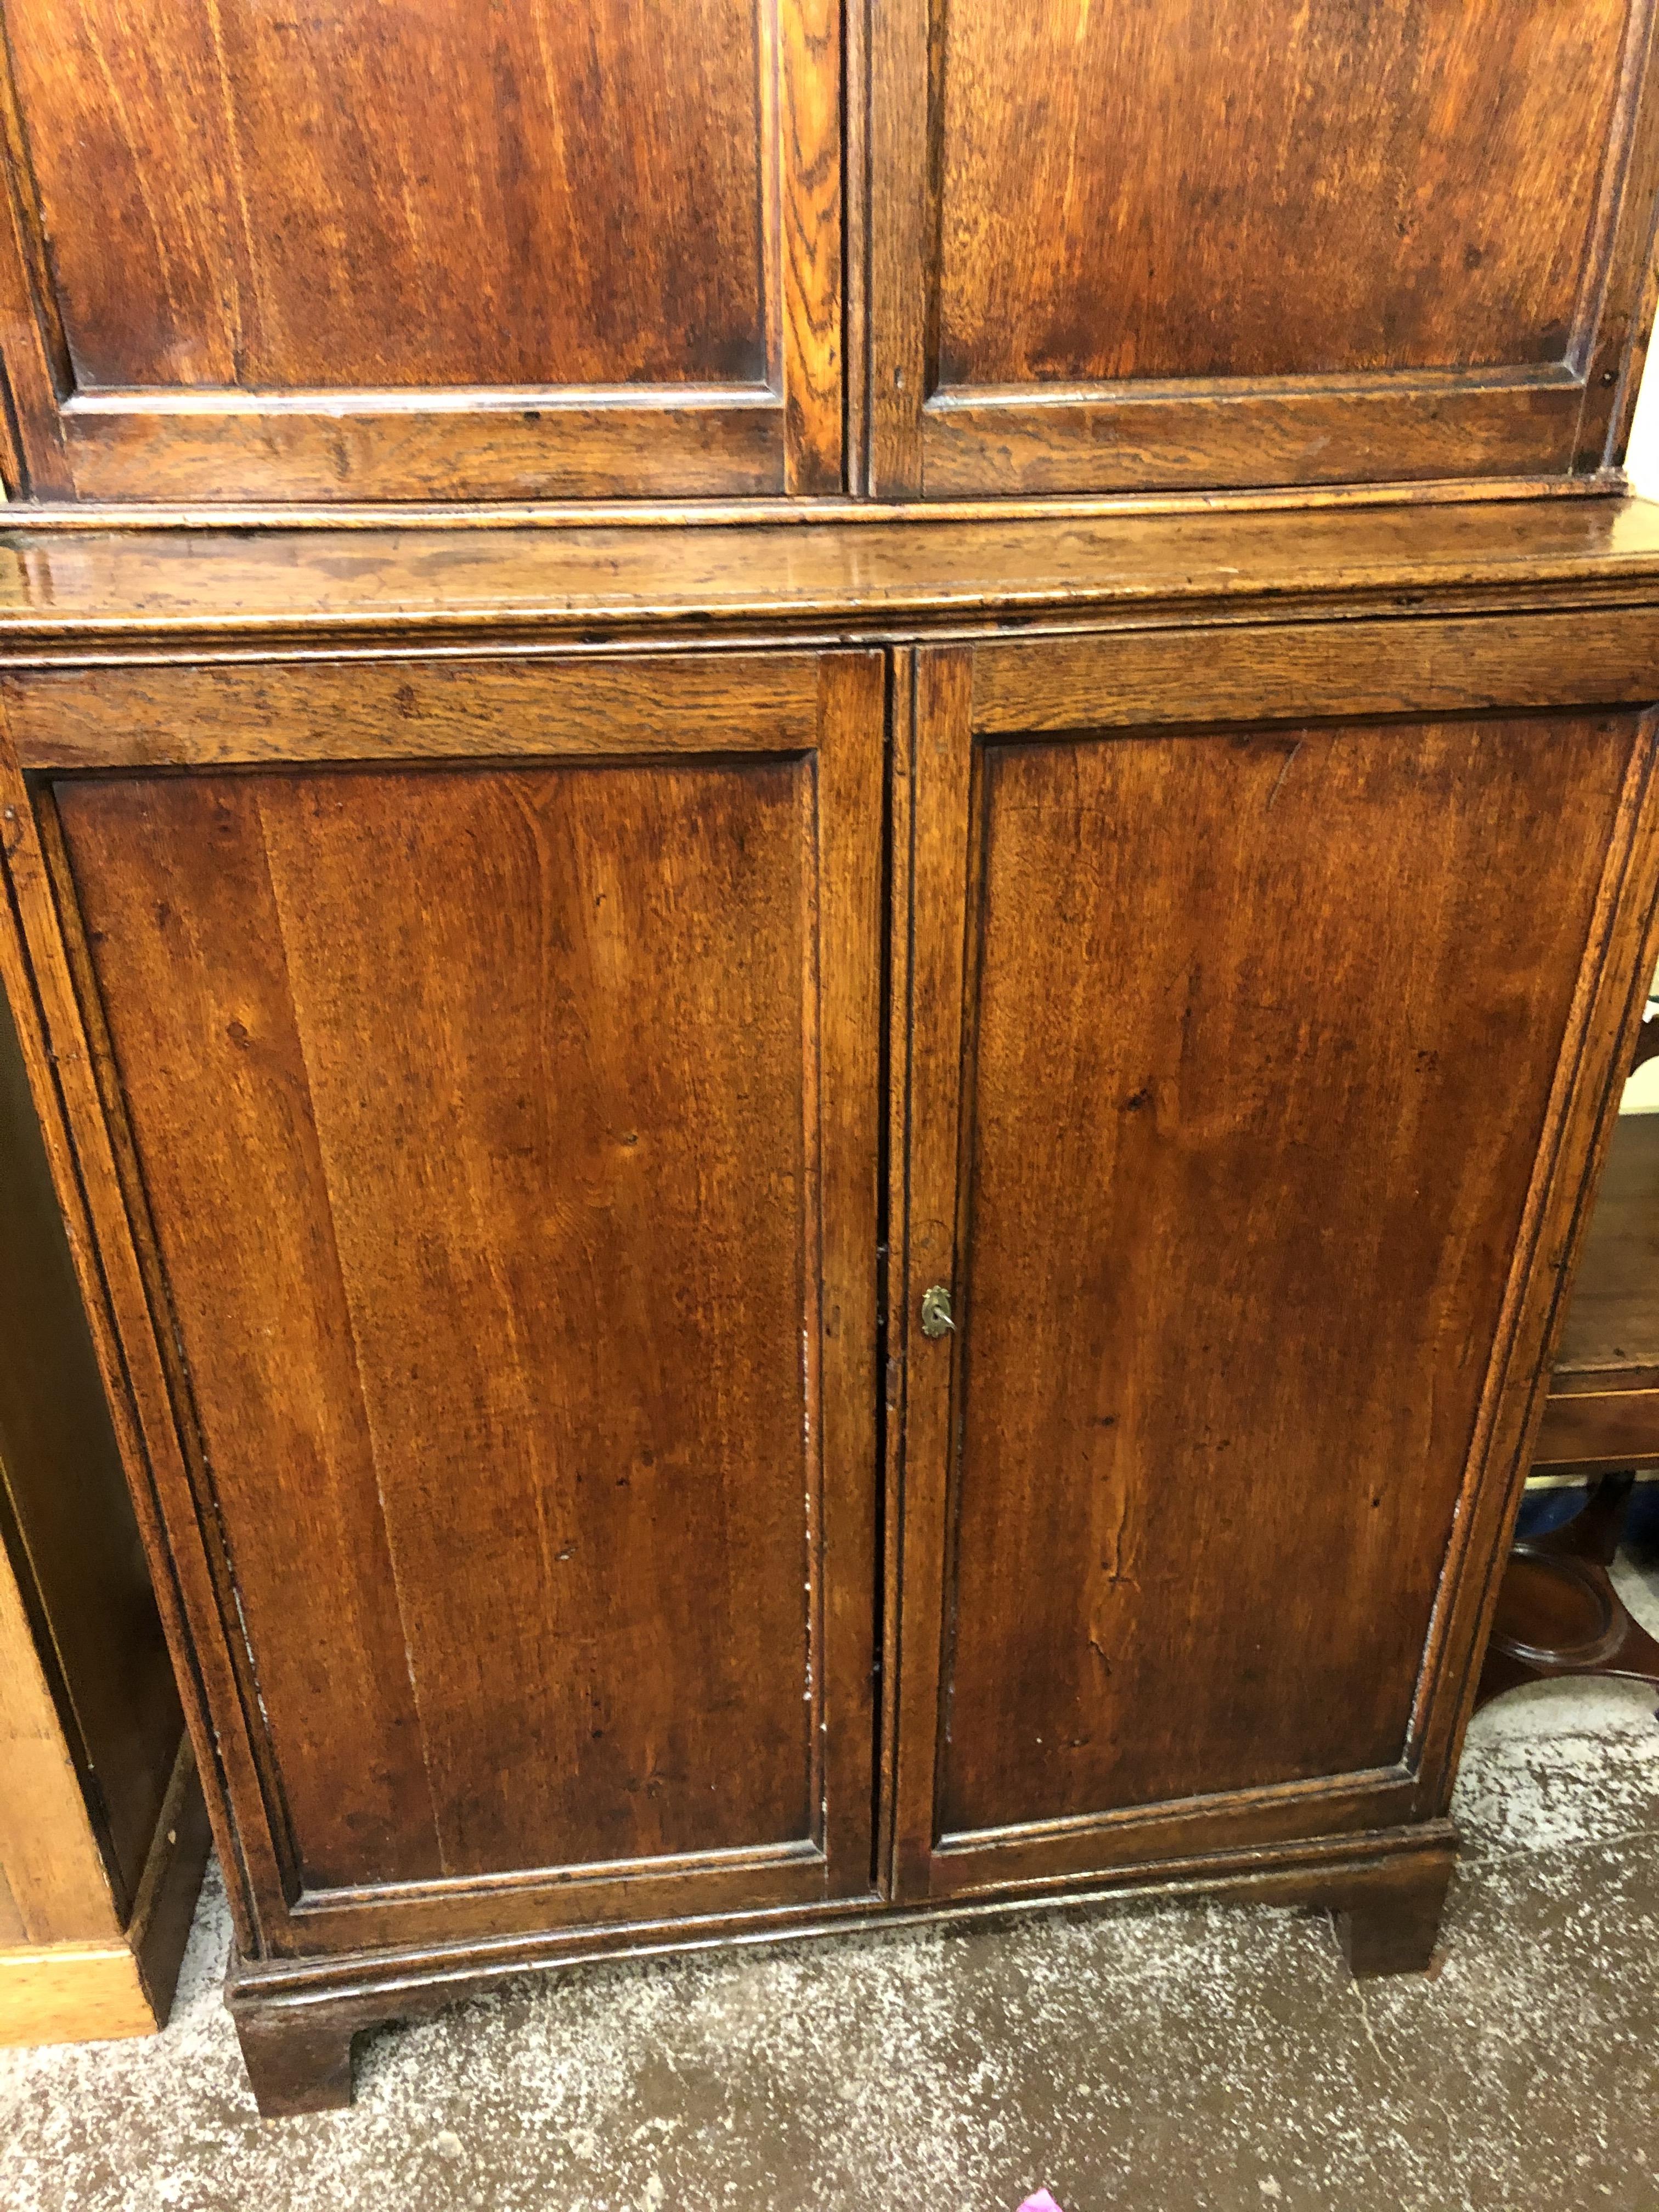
[234,2009,357,2120]
[0,0,840,502]
[222,1819,1459,2111]
[890,619,1659,1902]
[1337,1849,1456,1980]
[3,513,1657,2108]
[29,646,882,1948]
[865,0,1659,497]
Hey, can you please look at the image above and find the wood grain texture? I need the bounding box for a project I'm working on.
[0,0,841,501]
[1531,1113,1659,1464]
[7,0,768,391]
[1550,1110,1659,1388]
[5,652,826,771]
[0,732,278,1959]
[225,1820,1459,2112]
[0,1943,157,2045]
[7,511,1659,2098]
[918,379,1588,499]
[969,610,1659,732]
[865,0,1659,494]
[889,616,1657,1894]
[5,500,1659,644]
[48,650,882,1919]
[779,0,842,495]
[0,1515,119,1944]
[940,714,1632,1833]
[888,649,973,1896]
[55,396,789,507]
[1533,1387,1659,1468]
[935,1,1630,387]
[1413,714,1659,1801]
[59,766,817,1883]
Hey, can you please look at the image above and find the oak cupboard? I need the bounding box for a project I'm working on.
[0,0,1656,503]
[1,505,1658,2111]
[0,0,1657,2130]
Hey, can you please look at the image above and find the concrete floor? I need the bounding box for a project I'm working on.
[4,1559,1658,2212]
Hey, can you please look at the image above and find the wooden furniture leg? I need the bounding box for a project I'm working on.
[233,2006,359,2118]
[1335,1849,1455,1978]
[1477,1473,1659,1708]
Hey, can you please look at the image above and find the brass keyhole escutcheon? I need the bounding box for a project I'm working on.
[920,1284,955,1339]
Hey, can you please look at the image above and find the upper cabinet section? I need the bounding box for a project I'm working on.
[0,0,840,502]
[1,0,1657,507]
[862,0,1659,498]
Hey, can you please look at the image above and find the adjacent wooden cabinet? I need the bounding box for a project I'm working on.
[0,981,210,2044]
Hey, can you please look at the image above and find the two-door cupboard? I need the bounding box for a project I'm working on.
[1,0,1658,2117]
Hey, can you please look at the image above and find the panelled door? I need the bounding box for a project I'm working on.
[0,0,841,503]
[864,0,1659,496]
[887,620,1659,1900]
[10,646,882,1955]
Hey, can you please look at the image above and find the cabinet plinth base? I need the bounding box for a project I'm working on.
[225,1826,1457,2116]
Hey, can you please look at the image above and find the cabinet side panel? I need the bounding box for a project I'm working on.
[935,0,1632,390]
[55,758,819,1888]
[939,712,1636,1835]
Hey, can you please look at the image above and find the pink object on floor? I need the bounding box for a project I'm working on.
[1018,2194,1064,2212]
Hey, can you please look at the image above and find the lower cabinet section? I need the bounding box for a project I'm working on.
[1,596,1655,2113]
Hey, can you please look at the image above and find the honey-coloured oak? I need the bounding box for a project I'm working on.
[862,0,1659,496]
[1,508,1657,2111]
[0,0,840,501]
[0,1,1655,504]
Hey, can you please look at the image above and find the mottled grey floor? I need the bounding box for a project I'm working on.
[4,1559,1658,2212]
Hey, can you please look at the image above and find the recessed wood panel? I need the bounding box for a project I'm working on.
[917,706,1638,1841]
[866,0,1659,494]
[7,0,765,392]
[0,0,843,499]
[935,0,1627,388]
[55,755,832,1891]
